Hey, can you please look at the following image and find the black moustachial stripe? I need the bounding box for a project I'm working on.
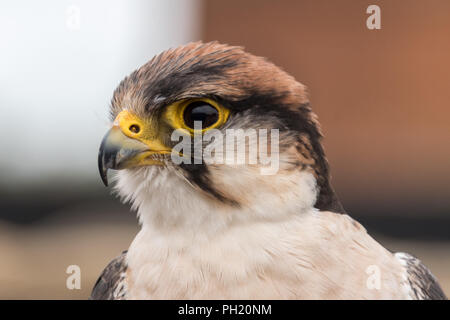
[179,162,239,207]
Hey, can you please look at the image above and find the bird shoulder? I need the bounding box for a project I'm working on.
[90,250,128,300]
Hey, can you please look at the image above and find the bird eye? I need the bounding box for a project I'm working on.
[129,124,140,133]
[163,98,229,133]
[183,101,219,129]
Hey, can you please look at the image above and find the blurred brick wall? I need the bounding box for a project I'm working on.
[203,0,450,220]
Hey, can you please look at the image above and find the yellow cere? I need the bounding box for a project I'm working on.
[114,109,171,154]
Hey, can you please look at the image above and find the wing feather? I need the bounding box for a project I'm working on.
[396,252,447,300]
[90,250,128,300]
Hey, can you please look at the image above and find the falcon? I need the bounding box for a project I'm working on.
[92,42,447,300]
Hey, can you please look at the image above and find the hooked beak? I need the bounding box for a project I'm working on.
[98,126,151,186]
[98,109,176,186]
[98,125,172,186]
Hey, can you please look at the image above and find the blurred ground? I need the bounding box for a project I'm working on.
[0,202,138,299]
[0,204,448,299]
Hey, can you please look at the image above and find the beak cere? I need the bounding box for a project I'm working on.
[98,126,149,186]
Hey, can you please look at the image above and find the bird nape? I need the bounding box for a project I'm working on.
[92,41,446,300]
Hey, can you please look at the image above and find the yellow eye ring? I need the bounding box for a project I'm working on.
[164,98,230,134]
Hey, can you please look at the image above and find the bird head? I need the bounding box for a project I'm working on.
[98,42,343,228]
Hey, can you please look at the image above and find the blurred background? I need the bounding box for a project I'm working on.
[0,0,449,299]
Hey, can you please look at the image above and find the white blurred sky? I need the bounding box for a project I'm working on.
[0,0,201,187]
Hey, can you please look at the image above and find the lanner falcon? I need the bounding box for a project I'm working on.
[92,42,446,300]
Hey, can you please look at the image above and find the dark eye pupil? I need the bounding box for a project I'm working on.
[129,124,140,133]
[183,101,219,129]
